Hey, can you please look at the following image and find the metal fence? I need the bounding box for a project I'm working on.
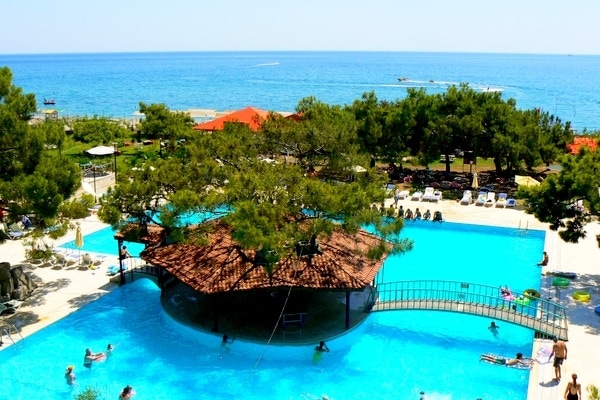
[370,280,568,340]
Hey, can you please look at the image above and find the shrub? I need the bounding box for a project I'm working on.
[59,194,95,219]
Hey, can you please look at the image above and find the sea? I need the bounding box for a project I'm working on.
[1,51,599,131]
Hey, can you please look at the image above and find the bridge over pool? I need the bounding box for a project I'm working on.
[368,280,568,340]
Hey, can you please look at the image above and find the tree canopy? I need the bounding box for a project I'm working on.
[0,67,80,224]
[99,99,411,268]
[522,148,600,243]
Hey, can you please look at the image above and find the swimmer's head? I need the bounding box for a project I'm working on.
[67,365,74,371]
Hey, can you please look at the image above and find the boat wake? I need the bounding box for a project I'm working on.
[252,62,280,67]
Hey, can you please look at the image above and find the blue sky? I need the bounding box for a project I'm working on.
[2,0,599,55]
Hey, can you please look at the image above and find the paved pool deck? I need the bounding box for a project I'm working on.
[1,198,599,399]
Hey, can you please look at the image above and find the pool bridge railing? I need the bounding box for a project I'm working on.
[369,280,568,340]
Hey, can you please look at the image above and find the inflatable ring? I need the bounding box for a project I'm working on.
[595,305,600,316]
[524,289,541,299]
[552,277,570,287]
[573,290,591,302]
[514,296,531,306]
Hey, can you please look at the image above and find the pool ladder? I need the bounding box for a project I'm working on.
[518,220,529,233]
[1,324,24,347]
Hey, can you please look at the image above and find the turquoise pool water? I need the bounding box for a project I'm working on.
[0,221,544,399]
[60,226,146,257]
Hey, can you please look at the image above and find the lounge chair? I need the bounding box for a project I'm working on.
[460,190,472,205]
[475,191,487,206]
[107,264,128,276]
[422,187,435,201]
[0,302,17,316]
[397,190,409,200]
[506,198,516,208]
[431,190,442,202]
[411,191,423,201]
[1,223,24,240]
[80,253,107,269]
[495,193,508,208]
[52,252,77,269]
[484,192,496,207]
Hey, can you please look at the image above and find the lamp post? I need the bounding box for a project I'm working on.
[92,163,97,195]
[112,142,118,182]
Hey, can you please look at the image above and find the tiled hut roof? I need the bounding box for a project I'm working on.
[141,221,387,294]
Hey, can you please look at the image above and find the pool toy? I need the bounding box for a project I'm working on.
[572,290,590,302]
[514,296,531,306]
[524,289,541,299]
[552,277,570,287]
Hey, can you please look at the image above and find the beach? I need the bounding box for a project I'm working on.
[1,197,599,399]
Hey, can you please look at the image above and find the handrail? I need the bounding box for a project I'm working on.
[371,280,568,340]
[1,324,24,346]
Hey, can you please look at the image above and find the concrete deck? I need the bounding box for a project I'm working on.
[1,196,599,399]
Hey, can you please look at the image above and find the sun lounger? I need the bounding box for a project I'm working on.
[107,264,128,275]
[0,302,18,316]
[79,253,107,269]
[484,192,496,207]
[506,198,516,208]
[460,190,472,205]
[411,191,423,201]
[475,191,487,206]
[2,223,24,240]
[422,187,435,201]
[495,193,507,208]
[431,190,442,202]
[397,190,409,200]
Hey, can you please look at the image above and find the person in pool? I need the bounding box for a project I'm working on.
[83,348,105,368]
[120,385,135,399]
[64,365,76,385]
[488,321,500,337]
[315,341,329,352]
[480,352,524,366]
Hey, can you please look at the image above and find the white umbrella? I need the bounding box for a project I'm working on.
[515,175,540,187]
[472,172,479,190]
[86,146,115,156]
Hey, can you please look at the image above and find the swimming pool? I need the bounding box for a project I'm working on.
[0,221,544,399]
[60,226,146,257]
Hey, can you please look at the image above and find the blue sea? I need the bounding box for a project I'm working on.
[1,51,599,131]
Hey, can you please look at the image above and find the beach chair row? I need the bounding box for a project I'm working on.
[459,190,516,208]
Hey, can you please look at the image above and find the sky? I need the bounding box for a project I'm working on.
[2,0,600,55]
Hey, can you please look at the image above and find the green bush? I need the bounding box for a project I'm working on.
[75,386,103,400]
[59,194,95,219]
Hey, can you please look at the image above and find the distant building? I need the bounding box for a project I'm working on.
[566,137,598,154]
[193,106,270,132]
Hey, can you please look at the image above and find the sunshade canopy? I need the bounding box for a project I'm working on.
[86,146,115,156]
[514,175,540,186]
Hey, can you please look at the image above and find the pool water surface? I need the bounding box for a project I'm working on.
[0,221,545,399]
